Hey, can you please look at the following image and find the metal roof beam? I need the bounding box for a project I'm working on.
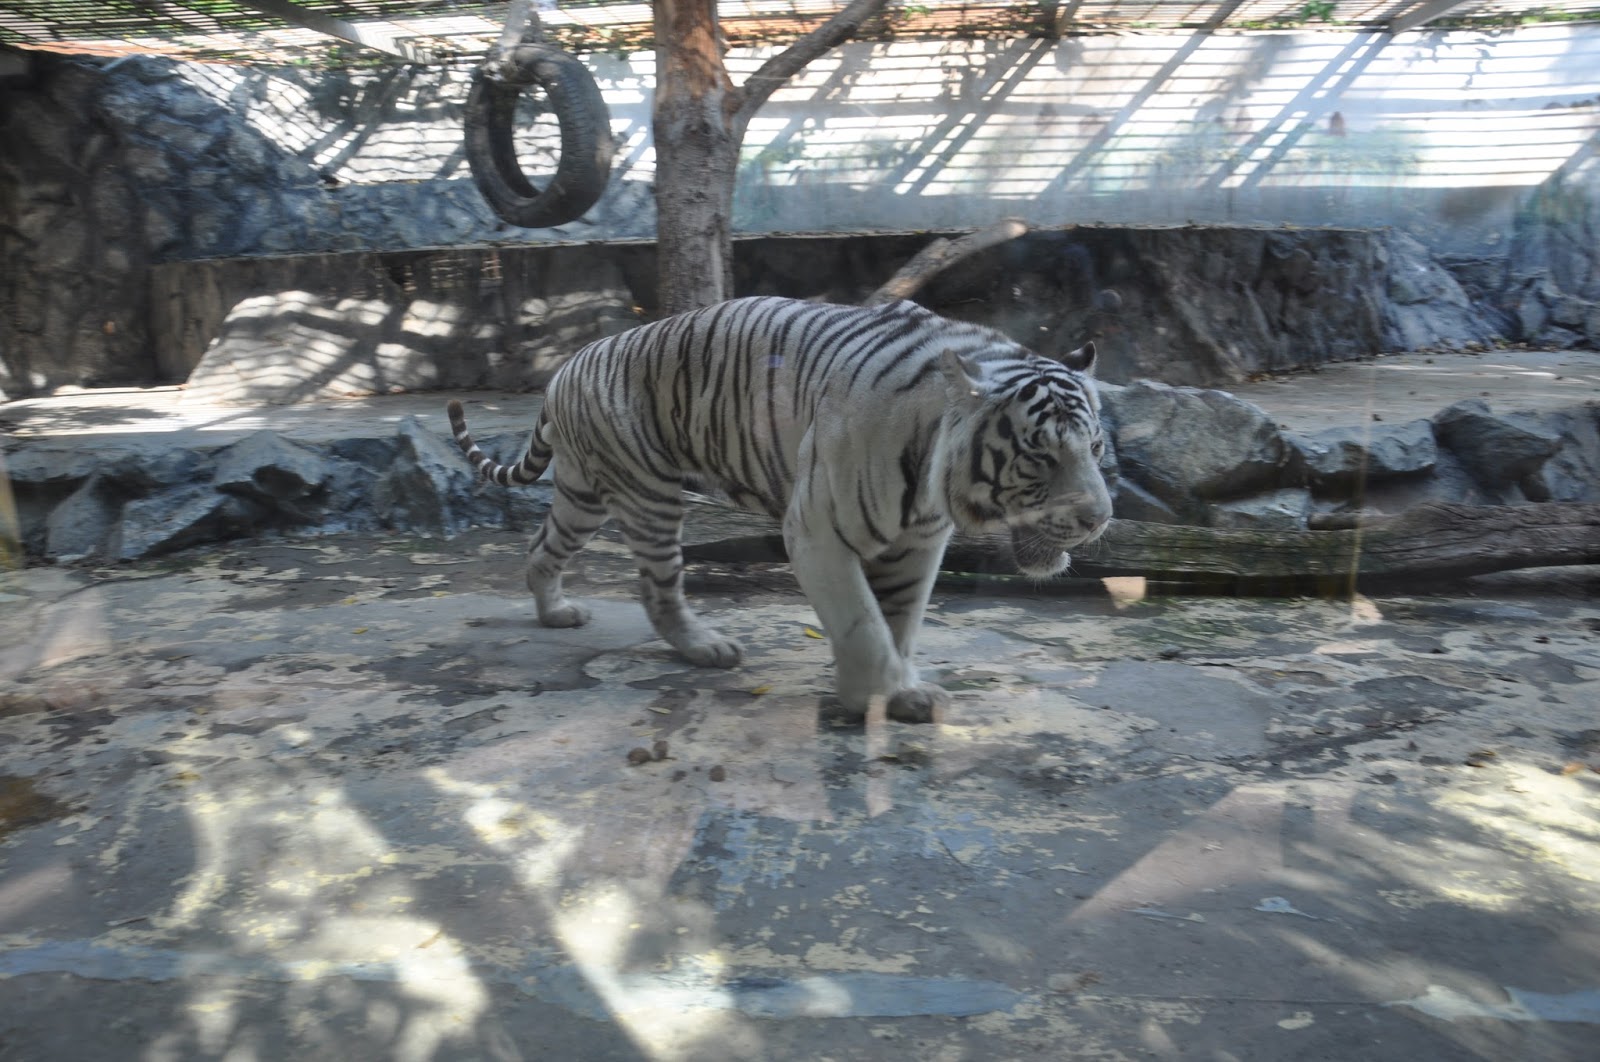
[235,0,433,62]
[1386,0,1476,33]
[1202,0,1249,29]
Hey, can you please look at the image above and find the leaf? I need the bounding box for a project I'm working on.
[803,626,825,640]
[749,685,772,696]
[353,627,368,635]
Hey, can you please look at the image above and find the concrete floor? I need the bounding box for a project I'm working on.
[2,350,1600,1060]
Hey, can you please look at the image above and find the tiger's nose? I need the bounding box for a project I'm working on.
[1079,498,1112,538]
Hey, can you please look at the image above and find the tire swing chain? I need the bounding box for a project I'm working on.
[481,0,543,82]
[465,0,614,229]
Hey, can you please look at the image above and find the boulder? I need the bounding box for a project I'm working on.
[44,475,120,561]
[1291,418,1438,490]
[1433,399,1564,489]
[1110,479,1179,524]
[212,430,333,520]
[1358,448,1524,514]
[113,483,264,560]
[2,445,111,487]
[1099,381,1291,518]
[110,447,213,493]
[1517,406,1600,505]
[370,417,551,536]
[329,436,401,470]
[1209,489,1313,531]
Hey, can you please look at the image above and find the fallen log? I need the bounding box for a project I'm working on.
[681,497,1600,585]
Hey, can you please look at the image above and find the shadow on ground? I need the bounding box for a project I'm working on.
[1,533,1598,1060]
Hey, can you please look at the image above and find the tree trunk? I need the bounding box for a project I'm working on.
[652,0,739,315]
[651,0,893,315]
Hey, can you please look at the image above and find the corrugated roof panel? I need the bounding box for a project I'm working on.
[0,0,1594,66]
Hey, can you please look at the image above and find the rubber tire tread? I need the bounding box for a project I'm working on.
[464,43,613,228]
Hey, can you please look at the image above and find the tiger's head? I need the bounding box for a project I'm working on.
[938,340,1113,578]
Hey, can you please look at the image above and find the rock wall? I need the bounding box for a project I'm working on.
[0,51,512,397]
[1497,176,1600,350]
[922,226,1495,385]
[153,225,1493,401]
[1,56,157,393]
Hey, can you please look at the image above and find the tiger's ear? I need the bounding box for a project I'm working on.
[1057,340,1097,376]
[940,349,988,404]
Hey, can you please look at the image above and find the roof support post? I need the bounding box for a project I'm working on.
[1385,0,1476,34]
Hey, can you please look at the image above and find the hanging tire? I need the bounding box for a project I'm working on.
[464,43,614,229]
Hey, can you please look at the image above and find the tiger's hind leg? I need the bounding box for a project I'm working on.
[617,502,742,669]
[524,469,608,628]
[864,536,952,724]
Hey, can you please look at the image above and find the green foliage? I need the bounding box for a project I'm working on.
[746,139,810,168]
[1435,8,1599,28]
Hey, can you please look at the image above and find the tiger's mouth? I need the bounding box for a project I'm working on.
[1010,518,1108,579]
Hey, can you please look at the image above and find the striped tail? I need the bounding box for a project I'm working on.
[445,399,553,486]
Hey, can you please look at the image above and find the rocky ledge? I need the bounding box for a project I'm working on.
[1099,384,1600,530]
[4,373,1596,568]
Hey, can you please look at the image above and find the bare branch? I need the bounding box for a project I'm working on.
[731,0,892,130]
[866,218,1029,305]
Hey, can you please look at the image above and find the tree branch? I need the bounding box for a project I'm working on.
[731,0,892,130]
[866,218,1030,305]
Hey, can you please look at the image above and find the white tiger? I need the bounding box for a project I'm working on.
[446,296,1112,722]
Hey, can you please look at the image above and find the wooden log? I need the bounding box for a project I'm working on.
[1069,502,1600,582]
[681,497,1600,585]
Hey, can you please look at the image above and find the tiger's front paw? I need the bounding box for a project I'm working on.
[887,683,949,724]
[679,636,743,669]
[825,683,950,725]
[539,601,592,628]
